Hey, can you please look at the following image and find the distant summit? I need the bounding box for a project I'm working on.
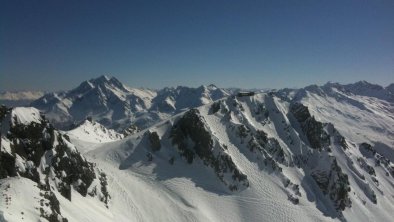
[25,77,394,132]
[285,81,394,103]
[31,76,229,131]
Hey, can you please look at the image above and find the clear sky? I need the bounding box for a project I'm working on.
[1,0,393,91]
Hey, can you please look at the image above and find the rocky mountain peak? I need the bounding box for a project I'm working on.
[345,80,384,91]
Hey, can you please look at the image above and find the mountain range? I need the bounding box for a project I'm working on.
[1,77,394,222]
[31,76,228,132]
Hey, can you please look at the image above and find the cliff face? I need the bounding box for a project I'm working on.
[0,106,109,221]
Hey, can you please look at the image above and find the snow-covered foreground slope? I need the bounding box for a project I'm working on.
[1,107,110,222]
[1,81,394,222]
[80,134,322,222]
[67,88,394,221]
[72,89,393,222]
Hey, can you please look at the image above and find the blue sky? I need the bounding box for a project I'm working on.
[1,0,393,90]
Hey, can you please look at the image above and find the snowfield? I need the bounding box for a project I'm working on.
[1,80,394,222]
[66,120,123,144]
[11,107,42,125]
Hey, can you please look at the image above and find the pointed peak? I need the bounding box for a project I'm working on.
[322,81,344,90]
[86,116,93,123]
[206,84,218,90]
[90,75,111,84]
[354,80,371,86]
[323,81,339,87]
[86,75,127,90]
[97,75,111,81]
[304,84,320,91]
[197,84,218,91]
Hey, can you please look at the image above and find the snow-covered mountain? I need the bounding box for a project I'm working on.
[386,83,394,94]
[333,81,394,102]
[31,76,229,132]
[0,106,109,221]
[31,75,157,131]
[1,80,394,222]
[0,91,44,107]
[65,118,124,144]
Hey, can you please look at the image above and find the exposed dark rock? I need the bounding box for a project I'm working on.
[210,101,221,114]
[171,109,213,163]
[311,158,351,211]
[8,120,52,167]
[0,105,11,121]
[357,157,376,176]
[237,125,250,144]
[359,143,393,177]
[171,109,249,191]
[147,131,161,151]
[39,190,68,222]
[290,103,330,149]
[0,151,16,178]
[288,194,299,204]
[0,107,106,212]
[359,143,376,157]
[328,126,348,150]
[52,135,96,199]
[146,152,153,161]
[240,128,286,165]
[254,103,269,120]
[122,124,140,136]
[99,172,110,208]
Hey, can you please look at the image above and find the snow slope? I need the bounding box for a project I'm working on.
[66,119,123,143]
[1,81,394,222]
[79,118,327,222]
[287,82,394,148]
[10,107,42,125]
[84,85,393,222]
[66,86,393,221]
[1,106,110,222]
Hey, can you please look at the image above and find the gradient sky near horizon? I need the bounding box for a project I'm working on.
[1,0,394,91]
